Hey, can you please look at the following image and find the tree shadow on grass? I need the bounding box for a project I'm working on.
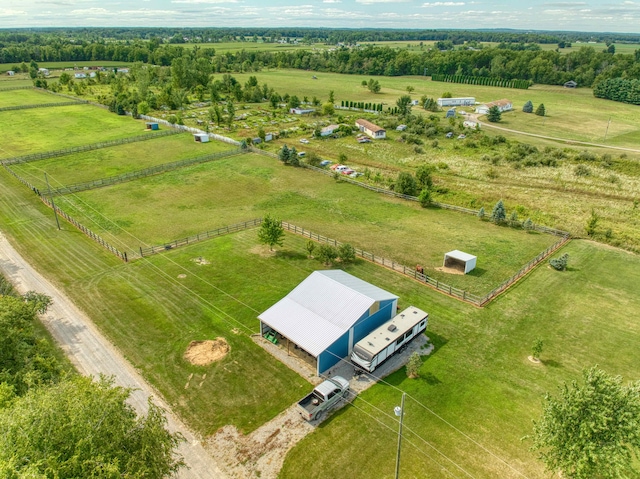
[276,250,308,261]
[541,358,562,369]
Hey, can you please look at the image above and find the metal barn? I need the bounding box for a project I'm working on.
[258,270,399,375]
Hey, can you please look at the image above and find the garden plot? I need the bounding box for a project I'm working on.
[54,152,557,294]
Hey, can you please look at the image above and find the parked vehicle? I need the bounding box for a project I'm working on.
[319,160,332,167]
[297,376,350,421]
[298,151,306,158]
[445,132,454,139]
[330,164,344,171]
[341,168,354,175]
[351,306,428,373]
[457,134,466,139]
[300,138,310,144]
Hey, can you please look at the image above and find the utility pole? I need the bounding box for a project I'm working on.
[44,173,61,230]
[394,392,406,479]
[604,117,611,142]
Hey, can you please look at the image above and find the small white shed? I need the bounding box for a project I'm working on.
[443,250,477,274]
[194,133,210,143]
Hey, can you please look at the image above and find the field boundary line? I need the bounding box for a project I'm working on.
[2,163,129,262]
[0,86,34,92]
[138,219,263,257]
[0,100,88,112]
[1,129,184,166]
[50,147,244,196]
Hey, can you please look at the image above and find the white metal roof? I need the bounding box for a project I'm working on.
[354,306,428,357]
[445,250,477,262]
[258,270,398,357]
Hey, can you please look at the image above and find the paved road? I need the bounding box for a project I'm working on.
[0,232,227,479]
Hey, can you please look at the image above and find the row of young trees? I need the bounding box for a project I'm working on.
[431,73,532,89]
[340,100,383,111]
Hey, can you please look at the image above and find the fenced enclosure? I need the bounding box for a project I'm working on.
[138,114,241,146]
[0,100,88,112]
[138,219,262,257]
[50,147,244,196]
[1,129,183,166]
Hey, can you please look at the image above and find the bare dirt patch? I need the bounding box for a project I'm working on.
[191,256,211,265]
[177,274,187,279]
[184,338,229,366]
[249,245,277,257]
[435,266,465,275]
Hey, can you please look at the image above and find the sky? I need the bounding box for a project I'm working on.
[0,0,639,34]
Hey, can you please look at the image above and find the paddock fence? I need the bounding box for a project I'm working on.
[51,147,244,196]
[1,129,183,166]
[0,86,34,92]
[0,100,88,112]
[2,163,129,262]
[138,219,263,257]
[139,114,242,146]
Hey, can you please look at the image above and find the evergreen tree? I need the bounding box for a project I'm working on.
[523,100,534,113]
[491,200,506,224]
[477,207,485,219]
[535,103,546,116]
[278,145,291,164]
[487,105,502,122]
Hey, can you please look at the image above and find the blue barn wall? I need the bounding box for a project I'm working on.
[317,298,397,374]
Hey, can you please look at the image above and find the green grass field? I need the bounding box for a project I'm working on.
[280,239,640,479]
[0,105,153,159]
[0,88,61,107]
[53,153,557,295]
[11,133,234,189]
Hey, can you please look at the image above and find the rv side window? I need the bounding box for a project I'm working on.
[405,331,413,340]
[396,336,404,346]
[419,321,426,328]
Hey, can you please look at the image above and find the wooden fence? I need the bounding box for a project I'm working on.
[0,100,88,112]
[0,86,34,92]
[1,129,183,166]
[138,219,262,257]
[2,163,129,262]
[138,114,242,146]
[51,148,243,196]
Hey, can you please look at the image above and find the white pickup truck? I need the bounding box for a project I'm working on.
[297,376,350,421]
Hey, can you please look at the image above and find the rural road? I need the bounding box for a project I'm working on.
[0,233,227,479]
[470,115,640,154]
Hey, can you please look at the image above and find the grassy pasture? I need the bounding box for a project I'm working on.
[0,105,152,159]
[0,88,59,107]
[281,239,640,479]
[53,153,557,295]
[1,164,639,476]
[12,133,233,190]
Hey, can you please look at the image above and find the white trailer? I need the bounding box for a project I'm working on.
[351,306,428,373]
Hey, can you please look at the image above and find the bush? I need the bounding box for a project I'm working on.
[523,218,534,231]
[418,188,432,207]
[549,253,569,271]
[316,244,338,265]
[338,243,357,263]
[477,207,485,219]
[395,172,418,196]
[574,164,591,177]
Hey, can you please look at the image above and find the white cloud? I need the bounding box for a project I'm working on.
[0,8,28,16]
[355,0,409,4]
[172,0,238,3]
[70,7,110,15]
[322,0,341,3]
[422,2,465,6]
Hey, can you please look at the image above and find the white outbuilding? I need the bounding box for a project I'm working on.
[443,250,477,274]
[193,133,210,143]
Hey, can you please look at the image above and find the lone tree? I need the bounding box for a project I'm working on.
[487,105,502,122]
[278,145,291,164]
[395,172,418,196]
[522,100,534,113]
[258,214,284,251]
[531,338,544,361]
[531,366,640,479]
[585,209,599,236]
[491,200,507,224]
[396,94,412,116]
[535,103,546,116]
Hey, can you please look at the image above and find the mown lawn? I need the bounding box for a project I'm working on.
[0,105,150,159]
[12,132,234,190]
[281,239,640,479]
[53,152,557,295]
[0,88,62,107]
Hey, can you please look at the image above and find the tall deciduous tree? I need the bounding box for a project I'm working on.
[531,366,640,479]
[258,214,284,251]
[0,376,185,478]
[396,94,412,116]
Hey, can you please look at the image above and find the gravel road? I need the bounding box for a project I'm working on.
[0,232,227,479]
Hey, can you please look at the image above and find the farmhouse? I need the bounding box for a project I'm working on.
[438,97,475,107]
[320,124,340,136]
[355,118,386,139]
[258,270,399,375]
[443,250,477,274]
[475,99,513,115]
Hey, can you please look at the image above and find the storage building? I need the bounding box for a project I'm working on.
[437,97,475,107]
[258,270,399,375]
[443,250,477,274]
[194,133,210,143]
[146,122,159,131]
